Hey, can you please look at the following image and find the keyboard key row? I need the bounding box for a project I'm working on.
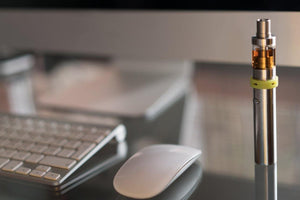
[31,144,48,153]
[0,124,108,136]
[28,168,60,180]
[12,152,30,160]
[81,133,105,143]
[1,116,79,127]
[0,142,95,162]
[0,149,16,158]
[1,159,61,181]
[18,142,35,151]
[64,140,81,149]
[0,133,104,150]
[2,139,22,148]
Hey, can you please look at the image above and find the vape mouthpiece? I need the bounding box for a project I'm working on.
[256,19,271,39]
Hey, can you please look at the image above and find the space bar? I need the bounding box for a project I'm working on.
[39,156,77,170]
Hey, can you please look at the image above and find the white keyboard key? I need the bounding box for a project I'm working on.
[43,146,61,155]
[26,154,44,163]
[36,165,51,172]
[30,170,45,177]
[39,136,54,145]
[0,139,10,146]
[0,131,5,137]
[16,167,31,175]
[59,132,71,138]
[71,142,96,160]
[18,134,32,141]
[39,156,76,170]
[64,140,81,149]
[17,142,34,151]
[44,172,61,181]
[49,138,68,147]
[7,132,19,139]
[62,123,71,130]
[81,133,105,143]
[3,140,22,149]
[2,160,23,172]
[27,131,38,137]
[39,156,76,169]
[30,144,48,153]
[12,151,31,161]
[67,132,83,139]
[32,136,43,143]
[0,149,17,158]
[0,158,9,168]
[71,125,84,132]
[79,142,96,150]
[57,148,75,158]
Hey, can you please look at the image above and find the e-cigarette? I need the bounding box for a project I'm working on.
[251,19,278,165]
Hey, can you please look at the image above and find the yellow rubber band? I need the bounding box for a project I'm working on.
[250,76,279,89]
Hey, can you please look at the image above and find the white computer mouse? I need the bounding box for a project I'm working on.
[113,144,201,199]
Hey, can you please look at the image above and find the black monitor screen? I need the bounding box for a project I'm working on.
[0,0,299,11]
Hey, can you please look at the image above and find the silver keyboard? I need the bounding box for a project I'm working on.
[0,113,126,186]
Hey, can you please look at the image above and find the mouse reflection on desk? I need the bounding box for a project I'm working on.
[113,144,202,199]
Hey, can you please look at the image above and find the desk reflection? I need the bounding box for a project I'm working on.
[115,162,203,200]
[255,164,277,200]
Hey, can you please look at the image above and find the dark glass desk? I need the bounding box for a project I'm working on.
[1,63,300,200]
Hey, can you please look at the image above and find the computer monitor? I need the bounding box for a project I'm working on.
[0,2,299,66]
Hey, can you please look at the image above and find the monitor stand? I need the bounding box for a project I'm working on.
[38,59,192,120]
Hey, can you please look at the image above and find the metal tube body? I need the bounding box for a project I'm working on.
[253,68,277,165]
[255,164,277,200]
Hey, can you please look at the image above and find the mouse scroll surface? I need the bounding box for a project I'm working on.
[113,144,201,199]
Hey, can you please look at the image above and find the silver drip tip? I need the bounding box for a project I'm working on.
[256,19,271,39]
[252,18,275,48]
